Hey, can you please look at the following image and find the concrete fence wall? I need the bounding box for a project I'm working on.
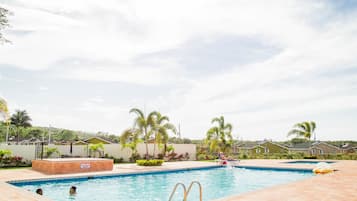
[0,144,36,160]
[0,143,196,161]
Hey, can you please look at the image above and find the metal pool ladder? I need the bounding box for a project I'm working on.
[168,181,202,201]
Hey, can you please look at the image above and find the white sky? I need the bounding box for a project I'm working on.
[0,0,357,140]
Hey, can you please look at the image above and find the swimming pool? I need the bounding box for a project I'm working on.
[284,160,335,164]
[11,167,313,201]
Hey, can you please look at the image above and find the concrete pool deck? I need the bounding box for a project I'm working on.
[0,160,356,201]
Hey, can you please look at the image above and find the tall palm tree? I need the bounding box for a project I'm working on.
[120,108,156,159]
[151,112,176,158]
[206,116,233,154]
[10,110,32,143]
[287,121,316,141]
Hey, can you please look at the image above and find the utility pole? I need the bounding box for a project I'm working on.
[178,123,181,139]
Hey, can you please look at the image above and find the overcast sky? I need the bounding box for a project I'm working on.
[0,0,356,141]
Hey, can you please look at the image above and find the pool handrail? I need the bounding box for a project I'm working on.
[185,181,202,201]
[168,182,186,201]
[168,181,202,201]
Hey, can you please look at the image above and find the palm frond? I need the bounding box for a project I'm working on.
[129,108,145,119]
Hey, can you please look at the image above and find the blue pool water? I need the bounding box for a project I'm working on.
[285,160,335,164]
[11,167,313,201]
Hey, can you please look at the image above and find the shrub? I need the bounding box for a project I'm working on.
[157,153,164,159]
[114,157,124,163]
[104,155,124,163]
[45,147,60,158]
[0,149,12,158]
[136,159,164,166]
[129,153,141,162]
[197,154,205,161]
[0,156,30,168]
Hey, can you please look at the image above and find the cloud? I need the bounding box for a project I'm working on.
[0,0,356,140]
[39,86,48,91]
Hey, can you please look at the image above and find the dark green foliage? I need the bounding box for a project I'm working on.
[129,153,141,162]
[103,154,124,163]
[55,129,76,141]
[168,137,192,144]
[10,110,32,143]
[196,153,216,161]
[136,159,164,166]
[303,156,317,159]
[290,138,309,145]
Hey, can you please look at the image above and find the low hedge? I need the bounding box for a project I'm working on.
[136,159,164,166]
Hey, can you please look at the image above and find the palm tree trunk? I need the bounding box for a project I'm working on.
[145,140,149,159]
[16,127,19,144]
[5,124,9,144]
[153,141,156,159]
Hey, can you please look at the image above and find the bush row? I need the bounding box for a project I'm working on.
[0,156,31,168]
[136,159,164,166]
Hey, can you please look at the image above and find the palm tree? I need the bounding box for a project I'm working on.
[88,143,104,157]
[206,116,233,154]
[10,110,32,143]
[0,98,10,144]
[287,121,316,141]
[0,98,9,118]
[120,128,142,161]
[151,112,176,158]
[120,108,156,159]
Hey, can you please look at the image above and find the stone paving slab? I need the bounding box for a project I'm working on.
[0,160,356,201]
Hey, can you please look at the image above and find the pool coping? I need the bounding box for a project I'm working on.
[8,165,220,184]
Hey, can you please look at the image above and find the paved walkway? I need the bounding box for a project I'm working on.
[0,160,356,201]
[218,160,357,201]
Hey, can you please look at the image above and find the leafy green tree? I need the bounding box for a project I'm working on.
[58,129,76,141]
[287,121,316,140]
[10,110,32,143]
[0,7,10,44]
[120,108,156,159]
[26,127,45,140]
[206,116,233,154]
[151,112,176,158]
[290,137,309,145]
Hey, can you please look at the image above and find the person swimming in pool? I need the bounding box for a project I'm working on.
[36,188,43,195]
[69,186,77,196]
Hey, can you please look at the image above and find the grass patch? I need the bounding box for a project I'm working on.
[0,166,31,170]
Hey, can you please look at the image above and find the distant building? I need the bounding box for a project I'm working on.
[237,140,288,155]
[288,141,341,155]
[83,136,113,144]
[341,143,356,153]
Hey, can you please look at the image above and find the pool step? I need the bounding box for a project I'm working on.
[168,181,202,201]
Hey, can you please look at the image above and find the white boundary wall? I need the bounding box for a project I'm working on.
[0,143,196,161]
